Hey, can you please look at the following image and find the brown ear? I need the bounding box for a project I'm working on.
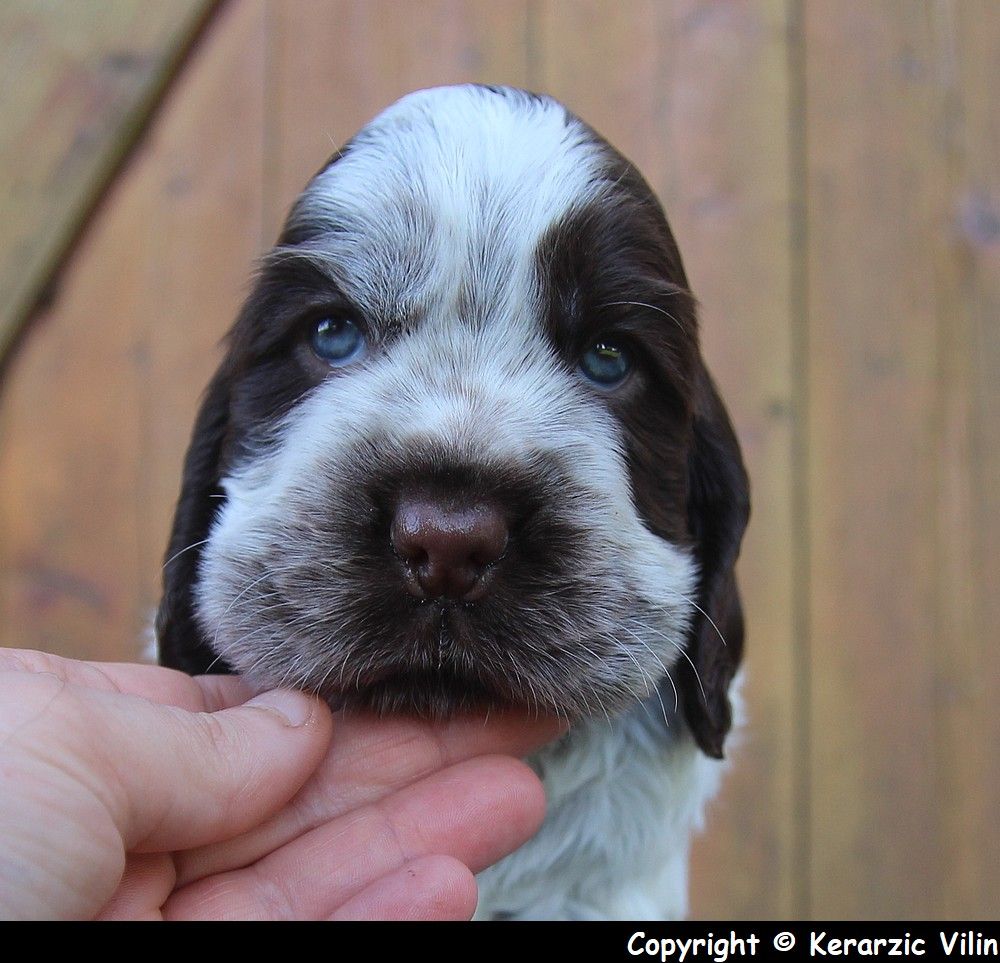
[675,366,750,759]
[156,369,234,674]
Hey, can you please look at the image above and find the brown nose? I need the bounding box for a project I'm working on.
[390,495,508,601]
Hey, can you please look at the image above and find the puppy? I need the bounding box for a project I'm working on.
[157,84,749,920]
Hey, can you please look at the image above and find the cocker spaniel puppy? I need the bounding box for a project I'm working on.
[157,84,750,920]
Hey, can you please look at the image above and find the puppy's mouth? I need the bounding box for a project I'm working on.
[325,605,522,716]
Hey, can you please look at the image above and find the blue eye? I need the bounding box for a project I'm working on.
[580,340,631,386]
[310,316,365,365]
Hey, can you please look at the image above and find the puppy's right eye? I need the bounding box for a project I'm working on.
[579,339,631,387]
[310,316,366,366]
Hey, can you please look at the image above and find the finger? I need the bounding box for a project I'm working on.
[7,671,332,853]
[177,709,564,885]
[164,755,544,920]
[327,855,477,921]
[111,689,332,852]
[0,647,251,712]
[95,853,175,920]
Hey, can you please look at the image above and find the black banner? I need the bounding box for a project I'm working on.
[31,919,999,956]
[616,924,999,962]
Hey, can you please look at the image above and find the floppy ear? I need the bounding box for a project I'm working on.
[674,365,750,759]
[156,368,234,674]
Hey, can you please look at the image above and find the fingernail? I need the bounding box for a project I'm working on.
[246,689,315,727]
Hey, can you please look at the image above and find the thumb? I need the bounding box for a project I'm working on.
[9,674,333,854]
[1,670,331,919]
[97,687,333,853]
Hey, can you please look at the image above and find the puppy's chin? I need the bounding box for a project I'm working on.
[326,666,517,719]
[281,651,654,723]
[301,618,581,720]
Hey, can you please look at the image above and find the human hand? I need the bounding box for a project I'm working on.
[0,648,559,920]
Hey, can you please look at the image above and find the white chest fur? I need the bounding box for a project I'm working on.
[474,702,726,920]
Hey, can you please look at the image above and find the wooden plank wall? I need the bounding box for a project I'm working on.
[0,0,996,920]
[0,0,216,354]
[804,1,1000,920]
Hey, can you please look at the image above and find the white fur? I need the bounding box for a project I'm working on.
[476,710,725,920]
[476,675,743,920]
[290,85,605,323]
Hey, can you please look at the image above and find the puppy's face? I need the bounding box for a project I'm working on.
[158,86,749,756]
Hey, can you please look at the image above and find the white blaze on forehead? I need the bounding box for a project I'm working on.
[293,85,606,319]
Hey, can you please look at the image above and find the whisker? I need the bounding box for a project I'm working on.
[639,620,710,709]
[622,625,678,718]
[597,300,684,329]
[162,538,210,571]
[677,593,728,647]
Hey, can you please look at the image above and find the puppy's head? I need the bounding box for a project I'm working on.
[157,85,749,758]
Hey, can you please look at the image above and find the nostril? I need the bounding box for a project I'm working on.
[392,526,428,567]
[390,494,508,600]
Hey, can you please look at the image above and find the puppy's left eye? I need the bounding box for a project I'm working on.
[580,339,631,386]
[310,316,366,365]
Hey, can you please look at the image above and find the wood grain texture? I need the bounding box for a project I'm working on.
[536,0,798,920]
[0,0,266,663]
[805,2,947,918]
[933,0,1000,920]
[263,0,531,240]
[0,0,216,355]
